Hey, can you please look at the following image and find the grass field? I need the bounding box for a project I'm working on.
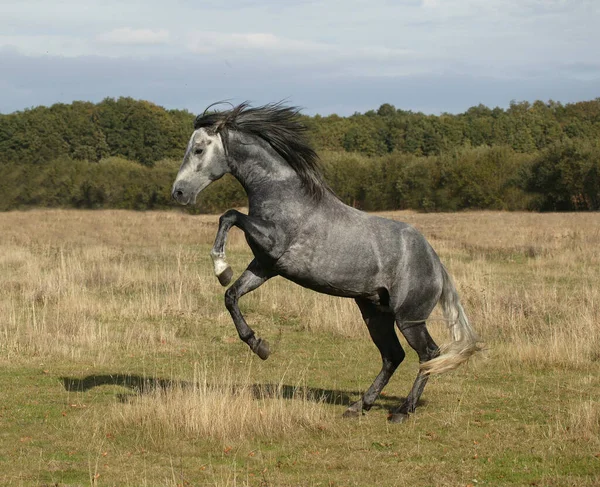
[0,209,598,486]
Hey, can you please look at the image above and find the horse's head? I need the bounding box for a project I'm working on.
[171,127,228,205]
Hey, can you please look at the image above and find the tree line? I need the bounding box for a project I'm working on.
[1,97,599,212]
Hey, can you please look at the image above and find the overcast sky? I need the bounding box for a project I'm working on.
[1,0,599,115]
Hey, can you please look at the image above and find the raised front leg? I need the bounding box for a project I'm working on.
[224,259,274,359]
[211,210,278,286]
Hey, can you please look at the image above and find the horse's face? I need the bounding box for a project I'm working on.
[172,128,228,205]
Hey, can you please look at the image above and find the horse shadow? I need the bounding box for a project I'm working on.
[60,374,419,412]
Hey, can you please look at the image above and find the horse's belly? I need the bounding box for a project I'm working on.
[280,273,367,298]
[274,246,383,297]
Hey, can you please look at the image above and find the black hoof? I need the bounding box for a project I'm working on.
[217,266,233,286]
[388,412,409,423]
[254,338,270,360]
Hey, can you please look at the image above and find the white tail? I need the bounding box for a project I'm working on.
[420,265,482,375]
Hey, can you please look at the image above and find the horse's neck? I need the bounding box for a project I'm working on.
[228,135,313,219]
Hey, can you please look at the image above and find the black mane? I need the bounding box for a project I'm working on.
[194,102,329,200]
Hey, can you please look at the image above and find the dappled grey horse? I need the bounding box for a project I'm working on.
[171,103,481,422]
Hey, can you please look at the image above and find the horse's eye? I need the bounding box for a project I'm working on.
[194,147,204,155]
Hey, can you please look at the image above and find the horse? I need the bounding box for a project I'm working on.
[171,102,481,422]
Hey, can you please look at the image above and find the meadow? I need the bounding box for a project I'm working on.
[0,209,598,486]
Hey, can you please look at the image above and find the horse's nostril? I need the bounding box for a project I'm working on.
[173,190,184,200]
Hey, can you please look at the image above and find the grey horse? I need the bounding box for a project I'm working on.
[171,102,481,422]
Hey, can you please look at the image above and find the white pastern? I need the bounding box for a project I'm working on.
[211,253,230,276]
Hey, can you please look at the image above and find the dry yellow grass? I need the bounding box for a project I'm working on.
[1,209,599,486]
[2,210,598,365]
[106,360,332,445]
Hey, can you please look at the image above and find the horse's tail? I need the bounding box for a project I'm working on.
[420,265,482,375]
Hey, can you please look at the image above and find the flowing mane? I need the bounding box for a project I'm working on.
[194,102,330,200]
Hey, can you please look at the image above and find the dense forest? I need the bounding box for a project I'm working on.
[1,97,599,212]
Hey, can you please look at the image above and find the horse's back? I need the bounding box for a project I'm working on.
[273,202,443,303]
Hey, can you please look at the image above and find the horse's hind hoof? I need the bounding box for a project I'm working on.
[343,400,364,418]
[388,412,409,424]
[217,266,233,286]
[342,409,362,419]
[254,338,270,360]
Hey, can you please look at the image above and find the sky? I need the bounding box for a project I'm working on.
[1,0,599,116]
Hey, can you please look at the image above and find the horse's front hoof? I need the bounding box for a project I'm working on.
[254,338,270,360]
[387,412,409,423]
[217,266,234,286]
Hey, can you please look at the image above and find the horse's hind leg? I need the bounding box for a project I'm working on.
[389,321,439,423]
[343,299,405,418]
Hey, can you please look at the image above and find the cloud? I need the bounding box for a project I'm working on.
[1,0,599,115]
[421,0,438,8]
[187,31,413,69]
[97,28,170,46]
[1,50,598,117]
[189,32,330,55]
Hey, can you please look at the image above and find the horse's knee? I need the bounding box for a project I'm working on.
[224,287,237,311]
[219,209,238,226]
[388,347,406,369]
[382,347,405,374]
[428,345,441,361]
[416,346,440,364]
